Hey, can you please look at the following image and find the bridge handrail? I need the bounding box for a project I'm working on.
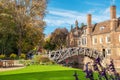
[49,47,106,63]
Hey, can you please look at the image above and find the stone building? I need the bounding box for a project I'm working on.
[66,20,81,47]
[66,5,120,68]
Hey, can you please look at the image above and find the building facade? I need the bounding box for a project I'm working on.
[66,5,120,68]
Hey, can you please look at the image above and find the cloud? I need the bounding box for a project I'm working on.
[85,1,105,6]
[44,6,120,35]
[44,7,114,28]
[44,8,83,27]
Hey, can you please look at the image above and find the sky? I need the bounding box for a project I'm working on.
[44,0,120,35]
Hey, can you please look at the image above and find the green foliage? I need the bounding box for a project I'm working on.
[80,23,86,27]
[50,28,68,49]
[33,55,54,65]
[9,53,17,59]
[43,39,56,51]
[19,60,32,66]
[39,56,50,63]
[0,65,85,80]
[0,54,6,59]
[0,0,47,55]
[19,53,26,59]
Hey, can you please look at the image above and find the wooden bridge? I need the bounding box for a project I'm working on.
[49,47,106,63]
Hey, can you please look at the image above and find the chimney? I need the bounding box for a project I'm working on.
[87,14,92,34]
[87,14,92,27]
[110,6,117,31]
[110,5,116,20]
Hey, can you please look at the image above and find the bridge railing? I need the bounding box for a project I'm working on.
[49,47,106,63]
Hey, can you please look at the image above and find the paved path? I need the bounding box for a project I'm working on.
[0,64,24,72]
[0,66,25,72]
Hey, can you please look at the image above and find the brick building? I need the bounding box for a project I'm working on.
[66,5,120,68]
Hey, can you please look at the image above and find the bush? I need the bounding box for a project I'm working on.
[39,56,50,63]
[33,55,54,65]
[19,53,26,59]
[10,53,17,60]
[19,60,31,66]
[0,54,6,59]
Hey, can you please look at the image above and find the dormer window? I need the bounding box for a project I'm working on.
[100,26,105,31]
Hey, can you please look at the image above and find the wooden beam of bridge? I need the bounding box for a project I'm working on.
[49,47,105,63]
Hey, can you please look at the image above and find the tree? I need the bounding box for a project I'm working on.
[0,4,17,54]
[50,28,68,49]
[0,0,47,55]
[80,23,86,27]
[43,37,56,51]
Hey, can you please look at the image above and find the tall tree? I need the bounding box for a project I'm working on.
[50,28,68,49]
[0,0,47,55]
[0,3,17,54]
[43,36,56,51]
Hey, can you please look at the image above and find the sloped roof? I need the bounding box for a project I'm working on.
[69,17,120,38]
[92,20,111,35]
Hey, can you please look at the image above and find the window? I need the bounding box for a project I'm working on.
[79,41,81,45]
[106,36,111,43]
[100,38,103,44]
[119,34,120,42]
[83,30,86,34]
[78,40,81,45]
[93,38,97,44]
[107,49,111,54]
[82,37,87,45]
[100,26,105,31]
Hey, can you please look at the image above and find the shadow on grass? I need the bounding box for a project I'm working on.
[0,70,86,80]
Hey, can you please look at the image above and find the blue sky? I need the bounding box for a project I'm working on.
[44,0,120,35]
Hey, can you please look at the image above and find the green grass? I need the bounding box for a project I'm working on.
[0,65,86,80]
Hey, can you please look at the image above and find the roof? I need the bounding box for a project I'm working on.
[92,20,111,35]
[69,18,120,36]
[116,18,120,31]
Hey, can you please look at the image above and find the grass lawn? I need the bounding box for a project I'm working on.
[0,65,87,80]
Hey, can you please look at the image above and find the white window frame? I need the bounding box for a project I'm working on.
[82,37,87,46]
[106,49,111,55]
[100,26,105,31]
[119,34,120,42]
[93,37,97,45]
[100,37,103,44]
[106,36,111,43]
[78,39,81,46]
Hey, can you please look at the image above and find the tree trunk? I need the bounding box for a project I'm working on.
[18,48,21,56]
[17,24,22,56]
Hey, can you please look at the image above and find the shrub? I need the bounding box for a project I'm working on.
[0,54,6,59]
[19,60,31,66]
[10,53,17,60]
[39,56,50,63]
[32,55,53,65]
[19,53,26,59]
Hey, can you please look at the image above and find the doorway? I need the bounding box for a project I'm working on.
[102,49,105,57]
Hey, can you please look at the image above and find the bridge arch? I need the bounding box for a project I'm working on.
[49,47,106,68]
